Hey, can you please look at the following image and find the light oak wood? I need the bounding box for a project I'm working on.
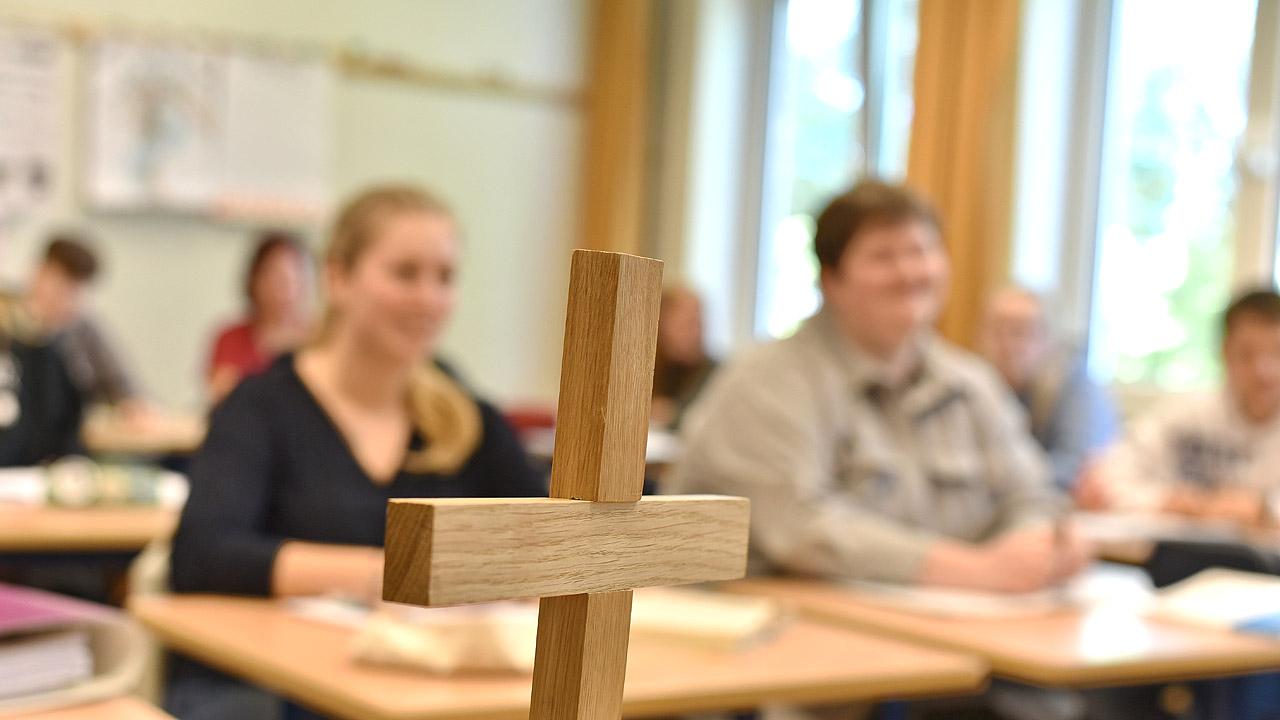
[529,250,661,719]
[0,506,176,552]
[383,496,749,606]
[724,577,1280,688]
[81,414,205,457]
[130,594,988,720]
[383,249,744,720]
[529,592,632,720]
[549,250,662,503]
[11,697,173,720]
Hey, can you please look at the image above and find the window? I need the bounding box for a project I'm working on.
[754,0,918,339]
[1087,0,1270,389]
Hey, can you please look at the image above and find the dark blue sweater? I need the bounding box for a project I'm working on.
[169,356,546,596]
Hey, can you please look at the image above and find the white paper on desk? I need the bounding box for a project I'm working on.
[842,563,1155,619]
[1074,512,1243,545]
[287,597,539,674]
[289,587,784,674]
[630,587,781,649]
[1151,568,1280,633]
[355,602,539,674]
[155,472,189,509]
[0,468,46,506]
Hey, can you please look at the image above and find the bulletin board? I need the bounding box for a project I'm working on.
[0,26,59,222]
[83,38,332,221]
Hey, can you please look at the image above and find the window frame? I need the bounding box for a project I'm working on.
[750,0,914,340]
[1070,0,1280,396]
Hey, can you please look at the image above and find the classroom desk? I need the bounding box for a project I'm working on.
[9,697,173,720]
[722,577,1280,688]
[0,505,177,553]
[131,594,988,720]
[82,413,206,457]
[1076,511,1280,566]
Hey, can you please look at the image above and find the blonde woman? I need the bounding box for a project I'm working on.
[173,184,543,594]
[167,186,545,719]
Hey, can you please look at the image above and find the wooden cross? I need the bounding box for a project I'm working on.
[383,250,750,719]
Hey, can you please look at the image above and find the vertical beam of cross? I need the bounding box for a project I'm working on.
[528,250,663,719]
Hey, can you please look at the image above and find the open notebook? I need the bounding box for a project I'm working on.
[289,587,783,675]
[0,584,146,716]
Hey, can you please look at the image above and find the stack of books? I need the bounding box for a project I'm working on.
[0,584,145,714]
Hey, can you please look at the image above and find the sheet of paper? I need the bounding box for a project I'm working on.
[842,562,1155,619]
[1152,568,1280,632]
[0,27,59,223]
[1074,511,1243,545]
[0,467,45,505]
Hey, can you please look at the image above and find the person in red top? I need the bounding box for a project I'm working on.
[207,231,313,405]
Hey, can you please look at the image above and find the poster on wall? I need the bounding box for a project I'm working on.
[0,26,60,223]
[84,38,331,220]
[84,39,227,211]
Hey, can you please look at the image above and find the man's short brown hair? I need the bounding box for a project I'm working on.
[1223,288,1280,339]
[813,180,940,269]
[43,233,99,282]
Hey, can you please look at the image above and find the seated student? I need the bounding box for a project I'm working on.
[7,234,148,419]
[1081,289,1280,525]
[206,230,313,405]
[0,296,83,467]
[980,286,1119,490]
[172,184,545,595]
[652,286,718,430]
[670,180,1088,592]
[167,185,545,720]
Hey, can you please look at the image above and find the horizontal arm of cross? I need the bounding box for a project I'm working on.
[383,495,749,607]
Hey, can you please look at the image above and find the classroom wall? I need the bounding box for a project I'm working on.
[0,0,585,410]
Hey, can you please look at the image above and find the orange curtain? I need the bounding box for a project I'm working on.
[907,0,1021,348]
[579,0,655,255]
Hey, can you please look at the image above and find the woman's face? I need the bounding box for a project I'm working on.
[329,210,459,364]
[252,246,308,320]
[659,291,705,365]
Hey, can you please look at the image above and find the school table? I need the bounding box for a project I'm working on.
[9,697,173,720]
[130,593,989,720]
[722,577,1280,688]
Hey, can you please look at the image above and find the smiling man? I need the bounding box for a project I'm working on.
[671,179,1087,593]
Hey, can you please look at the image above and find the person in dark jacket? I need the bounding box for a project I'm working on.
[166,184,545,720]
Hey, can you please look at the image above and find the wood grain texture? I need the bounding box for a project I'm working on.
[549,250,662,503]
[131,594,986,720]
[0,506,177,552]
[724,577,1280,688]
[383,496,749,606]
[81,413,206,456]
[529,592,633,720]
